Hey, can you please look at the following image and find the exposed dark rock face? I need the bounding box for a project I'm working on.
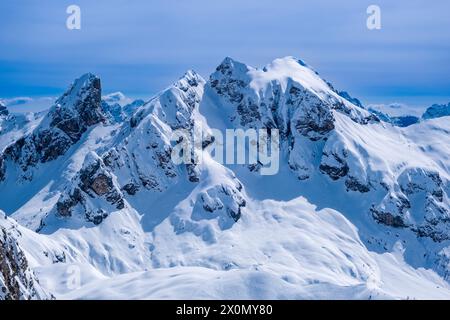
[371,211,407,228]
[122,182,140,196]
[289,87,336,141]
[370,169,450,242]
[0,157,5,182]
[320,145,372,194]
[236,98,262,127]
[210,58,247,105]
[101,71,205,199]
[90,174,112,196]
[49,74,103,141]
[345,176,371,193]
[0,102,8,117]
[399,169,443,199]
[79,160,124,210]
[191,181,246,231]
[0,214,52,300]
[56,188,83,218]
[319,151,350,180]
[208,57,377,186]
[0,73,105,181]
[56,153,125,225]
[371,192,411,228]
[186,163,200,182]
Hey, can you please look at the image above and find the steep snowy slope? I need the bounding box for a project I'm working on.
[201,57,378,179]
[0,73,105,184]
[0,106,45,152]
[199,56,450,281]
[0,211,53,300]
[1,57,450,300]
[200,57,450,238]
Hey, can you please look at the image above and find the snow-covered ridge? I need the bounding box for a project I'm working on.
[1,57,450,299]
[422,102,450,120]
[1,210,53,300]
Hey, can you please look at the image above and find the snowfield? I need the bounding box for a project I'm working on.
[1,57,450,300]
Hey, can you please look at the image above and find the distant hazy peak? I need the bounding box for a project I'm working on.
[422,102,450,120]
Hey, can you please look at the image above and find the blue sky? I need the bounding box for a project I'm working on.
[1,0,449,109]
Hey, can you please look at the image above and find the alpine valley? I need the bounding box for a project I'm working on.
[2,57,450,300]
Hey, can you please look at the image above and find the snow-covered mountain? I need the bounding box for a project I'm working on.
[422,102,450,120]
[101,92,145,123]
[2,57,450,300]
[1,210,53,300]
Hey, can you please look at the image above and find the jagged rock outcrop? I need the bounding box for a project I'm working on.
[207,57,450,247]
[0,73,105,181]
[193,182,246,230]
[319,140,372,193]
[0,211,52,300]
[105,70,205,193]
[167,172,248,246]
[3,56,450,296]
[370,168,450,242]
[0,102,8,117]
[49,71,206,226]
[56,152,125,225]
[208,56,377,180]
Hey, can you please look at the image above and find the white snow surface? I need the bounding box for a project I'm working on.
[1,57,450,300]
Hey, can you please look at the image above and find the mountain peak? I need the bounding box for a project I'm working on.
[71,72,100,92]
[238,57,339,105]
[422,102,450,120]
[211,56,334,100]
[214,57,253,78]
[179,69,204,84]
[4,57,450,300]
[173,69,206,93]
[46,73,104,139]
[54,73,101,110]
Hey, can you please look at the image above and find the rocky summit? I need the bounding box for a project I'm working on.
[1,57,450,299]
